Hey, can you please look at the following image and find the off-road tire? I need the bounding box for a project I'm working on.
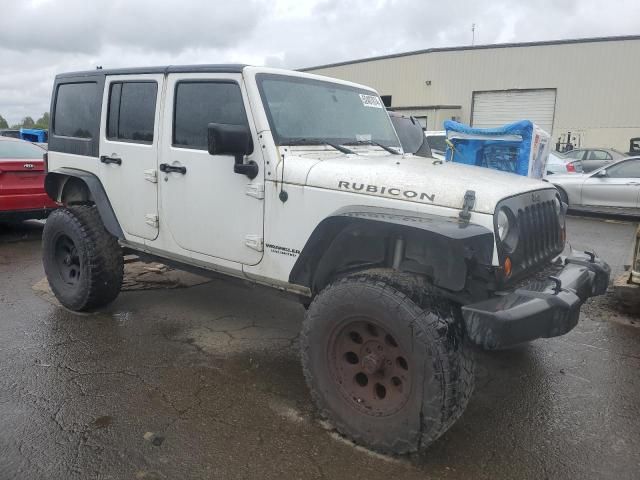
[301,270,474,454]
[42,206,123,311]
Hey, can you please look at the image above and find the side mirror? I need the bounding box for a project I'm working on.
[207,123,253,157]
[207,123,258,179]
[594,169,608,177]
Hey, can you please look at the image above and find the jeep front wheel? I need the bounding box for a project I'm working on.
[301,273,474,454]
[42,206,123,311]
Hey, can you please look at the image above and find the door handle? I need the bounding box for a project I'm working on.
[100,155,122,165]
[626,181,640,185]
[159,163,187,174]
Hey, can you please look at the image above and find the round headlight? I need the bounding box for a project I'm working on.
[496,207,519,252]
[497,208,510,242]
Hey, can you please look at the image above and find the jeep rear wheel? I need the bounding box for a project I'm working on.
[43,206,123,311]
[301,273,474,454]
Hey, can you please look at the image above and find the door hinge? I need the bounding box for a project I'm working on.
[145,213,159,228]
[245,234,264,252]
[144,169,158,183]
[246,183,265,200]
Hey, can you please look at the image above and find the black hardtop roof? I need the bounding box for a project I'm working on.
[56,64,248,79]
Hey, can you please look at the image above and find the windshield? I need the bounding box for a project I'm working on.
[257,74,400,149]
[426,134,447,153]
[0,139,45,159]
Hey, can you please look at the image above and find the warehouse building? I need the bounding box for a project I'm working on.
[302,35,640,152]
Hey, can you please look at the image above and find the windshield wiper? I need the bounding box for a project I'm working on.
[344,140,401,155]
[286,138,354,154]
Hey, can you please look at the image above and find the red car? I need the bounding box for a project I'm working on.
[0,137,58,222]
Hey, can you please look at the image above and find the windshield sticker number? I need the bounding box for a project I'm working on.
[359,94,383,109]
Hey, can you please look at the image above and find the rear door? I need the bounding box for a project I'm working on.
[582,150,612,172]
[98,75,163,240]
[581,159,640,208]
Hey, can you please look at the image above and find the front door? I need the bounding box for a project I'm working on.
[581,159,640,208]
[158,73,264,265]
[99,74,163,240]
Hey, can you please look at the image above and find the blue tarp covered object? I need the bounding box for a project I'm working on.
[444,120,548,178]
[19,128,48,143]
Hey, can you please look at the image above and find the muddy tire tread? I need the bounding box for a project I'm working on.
[301,270,474,454]
[43,206,123,311]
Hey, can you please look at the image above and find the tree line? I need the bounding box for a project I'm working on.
[0,113,49,130]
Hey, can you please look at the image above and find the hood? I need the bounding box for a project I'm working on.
[290,151,553,214]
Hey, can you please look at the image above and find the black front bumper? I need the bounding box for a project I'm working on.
[462,252,611,350]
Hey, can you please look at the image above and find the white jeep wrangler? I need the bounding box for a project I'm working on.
[43,65,610,454]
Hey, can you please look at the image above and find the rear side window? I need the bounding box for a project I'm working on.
[107,82,157,143]
[53,82,97,138]
[587,150,609,160]
[173,82,247,149]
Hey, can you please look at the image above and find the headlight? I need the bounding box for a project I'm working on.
[496,207,518,251]
[497,209,510,242]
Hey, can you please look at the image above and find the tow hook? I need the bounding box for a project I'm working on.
[548,276,562,294]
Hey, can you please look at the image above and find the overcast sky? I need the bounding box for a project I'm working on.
[0,0,638,124]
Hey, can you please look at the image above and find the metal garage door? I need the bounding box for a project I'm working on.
[471,89,556,133]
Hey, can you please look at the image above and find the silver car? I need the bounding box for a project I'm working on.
[548,156,640,215]
[562,147,625,172]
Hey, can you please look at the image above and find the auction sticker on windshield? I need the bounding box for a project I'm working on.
[359,94,383,108]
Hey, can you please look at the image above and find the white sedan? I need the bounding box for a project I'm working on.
[545,151,582,176]
[547,156,640,215]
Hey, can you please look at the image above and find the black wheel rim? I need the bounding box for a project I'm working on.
[54,234,81,286]
[329,318,413,417]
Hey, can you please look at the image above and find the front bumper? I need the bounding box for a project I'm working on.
[462,252,610,349]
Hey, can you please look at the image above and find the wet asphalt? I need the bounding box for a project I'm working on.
[0,216,639,480]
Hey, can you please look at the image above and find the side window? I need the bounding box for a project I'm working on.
[107,82,157,143]
[53,82,97,138]
[587,150,608,160]
[607,160,640,178]
[564,150,581,160]
[173,81,248,150]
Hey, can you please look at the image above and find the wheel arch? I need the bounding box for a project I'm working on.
[45,168,124,239]
[289,206,495,296]
[553,184,570,205]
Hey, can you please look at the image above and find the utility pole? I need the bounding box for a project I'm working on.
[472,23,476,46]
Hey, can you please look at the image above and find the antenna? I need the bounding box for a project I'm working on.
[471,23,476,46]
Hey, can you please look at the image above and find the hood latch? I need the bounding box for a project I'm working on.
[459,190,476,223]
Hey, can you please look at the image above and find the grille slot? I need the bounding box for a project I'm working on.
[517,200,561,268]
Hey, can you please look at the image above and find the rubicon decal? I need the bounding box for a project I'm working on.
[338,181,435,202]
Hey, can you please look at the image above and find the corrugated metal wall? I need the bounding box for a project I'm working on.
[306,38,640,151]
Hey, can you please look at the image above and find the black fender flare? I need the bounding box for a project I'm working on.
[44,168,124,239]
[289,205,495,294]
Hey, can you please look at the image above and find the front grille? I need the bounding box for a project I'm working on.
[517,200,563,268]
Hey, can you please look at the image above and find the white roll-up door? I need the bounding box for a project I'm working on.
[471,89,556,133]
